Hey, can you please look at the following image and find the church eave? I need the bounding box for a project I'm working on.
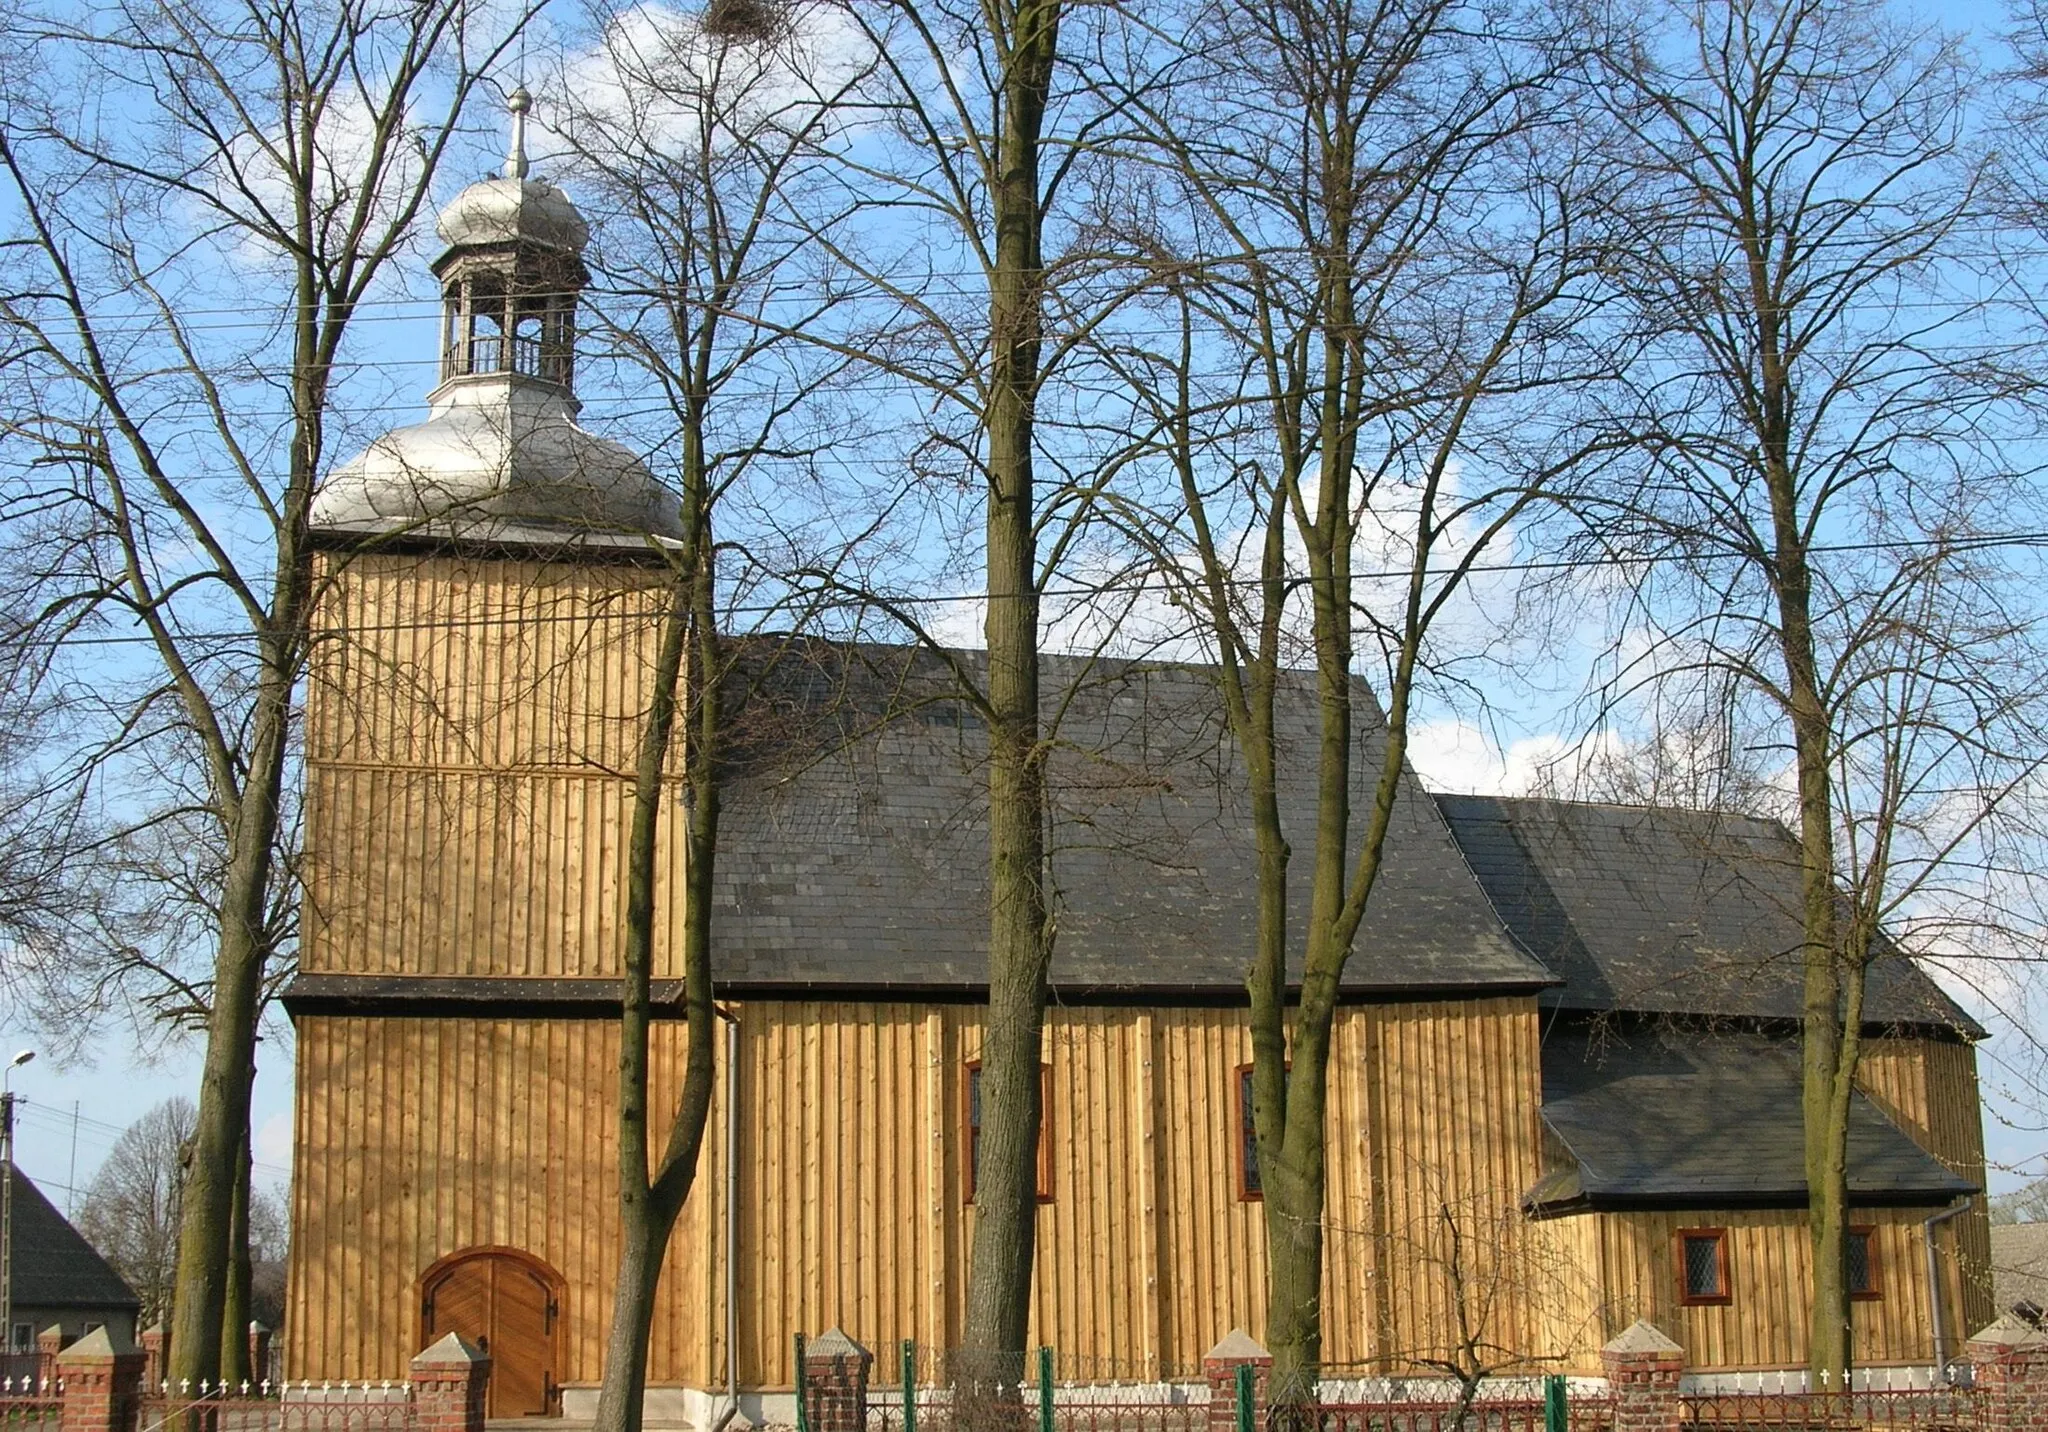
[280,970,1559,1020]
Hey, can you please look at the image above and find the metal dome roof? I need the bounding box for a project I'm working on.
[312,381,681,541]
[434,89,589,255]
[434,175,589,255]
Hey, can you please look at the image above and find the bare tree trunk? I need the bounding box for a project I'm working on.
[219,1115,254,1387]
[962,0,1063,1388]
[1777,543,1852,1380]
[591,566,719,1432]
[552,27,868,1421]
[170,726,285,1401]
[596,1195,684,1431]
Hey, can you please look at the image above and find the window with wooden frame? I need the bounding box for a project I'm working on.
[1235,1063,1288,1201]
[1236,1066,1261,1199]
[1846,1226,1880,1301]
[965,1061,1053,1204]
[1677,1228,1732,1306]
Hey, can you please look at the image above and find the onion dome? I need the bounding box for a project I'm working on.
[312,89,680,544]
[433,175,589,255]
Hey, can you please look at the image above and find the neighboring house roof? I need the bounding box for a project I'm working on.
[1991,1222,2048,1315]
[1434,794,1979,1035]
[6,1167,139,1312]
[710,647,1551,996]
[1525,1025,1980,1213]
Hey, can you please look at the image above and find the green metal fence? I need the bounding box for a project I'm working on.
[850,1342,1610,1432]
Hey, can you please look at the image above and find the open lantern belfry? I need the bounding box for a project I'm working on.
[433,88,584,394]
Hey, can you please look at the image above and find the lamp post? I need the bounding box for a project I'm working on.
[2,1049,34,1359]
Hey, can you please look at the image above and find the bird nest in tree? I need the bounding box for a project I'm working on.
[703,0,787,43]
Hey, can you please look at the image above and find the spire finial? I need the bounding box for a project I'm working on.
[503,86,532,181]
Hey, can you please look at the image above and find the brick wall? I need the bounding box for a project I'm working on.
[1602,1321,1684,1432]
[1968,1315,2048,1432]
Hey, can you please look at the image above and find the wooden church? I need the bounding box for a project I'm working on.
[281,100,1992,1422]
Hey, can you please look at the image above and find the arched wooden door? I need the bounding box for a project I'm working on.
[420,1248,562,1418]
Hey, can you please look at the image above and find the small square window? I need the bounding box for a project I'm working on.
[1679,1229,1731,1305]
[1847,1227,1880,1301]
[965,1061,1053,1204]
[9,1323,28,1351]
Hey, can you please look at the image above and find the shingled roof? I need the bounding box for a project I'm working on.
[710,647,1549,996]
[1991,1222,2048,1316]
[6,1167,138,1311]
[1434,794,1978,1034]
[1525,1025,1979,1213]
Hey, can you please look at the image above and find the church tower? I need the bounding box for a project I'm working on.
[288,95,701,1418]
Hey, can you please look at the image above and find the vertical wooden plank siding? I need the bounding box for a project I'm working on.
[1363,1001,1555,1374]
[286,1000,1546,1389]
[1152,1008,1262,1367]
[1857,1037,1994,1340]
[305,553,665,774]
[1570,1206,1954,1372]
[286,1015,729,1387]
[290,552,1990,1392]
[302,553,685,983]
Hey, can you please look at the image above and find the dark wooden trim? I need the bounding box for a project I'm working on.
[281,972,1553,1019]
[1526,1190,1975,1218]
[285,974,668,1017]
[1233,1062,1292,1203]
[1676,1227,1733,1306]
[308,523,675,567]
[281,982,1958,1032]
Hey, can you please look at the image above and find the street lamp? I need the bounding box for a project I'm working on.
[2,1049,34,1361]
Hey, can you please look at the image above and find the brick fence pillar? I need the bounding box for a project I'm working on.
[137,1326,164,1394]
[1600,1322,1684,1432]
[409,1333,489,1432]
[1202,1331,1271,1432]
[38,1325,65,1389]
[1967,1314,2048,1432]
[245,1324,271,1388]
[55,1328,145,1432]
[801,1329,873,1432]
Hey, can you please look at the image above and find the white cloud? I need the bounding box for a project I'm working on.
[550,1,878,163]
[1406,719,1626,797]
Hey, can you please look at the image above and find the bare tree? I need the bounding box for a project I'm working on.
[0,0,532,1394]
[1381,1188,1596,1429]
[0,669,86,976]
[1087,0,1620,1405]
[1587,0,2044,1380]
[1991,1179,2048,1226]
[75,1098,197,1329]
[246,1182,288,1335]
[548,8,871,1429]
[806,0,1122,1386]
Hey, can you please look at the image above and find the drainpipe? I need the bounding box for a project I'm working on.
[1923,1201,1971,1382]
[713,1006,742,1432]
